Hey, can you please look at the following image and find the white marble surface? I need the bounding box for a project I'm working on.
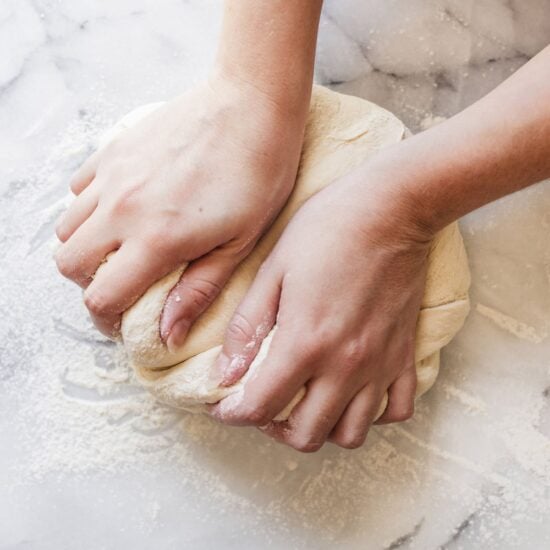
[1,1,550,549]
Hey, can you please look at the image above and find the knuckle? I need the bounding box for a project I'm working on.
[337,338,370,378]
[236,402,273,426]
[111,183,144,216]
[335,432,366,450]
[55,217,69,242]
[84,290,114,316]
[341,338,368,366]
[226,311,255,343]
[231,236,257,259]
[55,249,76,279]
[295,336,324,365]
[338,357,361,379]
[69,173,82,194]
[181,278,221,310]
[291,437,324,454]
[144,230,172,256]
[55,225,67,242]
[387,404,415,423]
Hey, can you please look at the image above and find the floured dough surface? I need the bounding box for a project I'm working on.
[100,86,470,421]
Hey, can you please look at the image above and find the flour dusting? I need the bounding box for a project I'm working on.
[476,303,548,343]
[1,100,550,549]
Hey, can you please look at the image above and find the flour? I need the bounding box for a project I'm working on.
[476,303,548,343]
[419,114,447,131]
[118,88,470,422]
[2,100,550,548]
[440,382,488,414]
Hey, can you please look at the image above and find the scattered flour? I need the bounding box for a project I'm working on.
[476,303,548,344]
[1,108,550,547]
[419,114,447,131]
[440,382,488,415]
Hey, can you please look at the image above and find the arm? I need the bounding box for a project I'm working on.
[216,0,322,117]
[211,46,550,452]
[55,1,322,344]
[366,45,550,233]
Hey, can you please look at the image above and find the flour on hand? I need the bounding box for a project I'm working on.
[96,87,471,420]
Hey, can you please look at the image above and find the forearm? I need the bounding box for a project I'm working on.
[215,0,323,117]
[370,45,550,234]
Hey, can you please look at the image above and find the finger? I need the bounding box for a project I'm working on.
[328,383,385,449]
[161,250,240,352]
[374,367,416,425]
[209,327,312,427]
[83,241,175,337]
[70,152,99,195]
[55,186,99,242]
[213,261,283,386]
[261,375,358,453]
[54,215,119,288]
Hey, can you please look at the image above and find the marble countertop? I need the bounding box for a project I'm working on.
[1,1,549,549]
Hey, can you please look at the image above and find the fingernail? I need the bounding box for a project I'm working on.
[211,352,245,387]
[159,309,173,341]
[224,355,250,387]
[166,319,189,353]
[223,356,246,386]
[159,316,169,341]
[160,292,182,337]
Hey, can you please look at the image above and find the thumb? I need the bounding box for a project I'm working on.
[161,250,238,352]
[214,261,282,387]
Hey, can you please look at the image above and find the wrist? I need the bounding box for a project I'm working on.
[213,0,321,123]
[356,140,459,240]
[206,69,310,142]
[340,156,439,248]
[210,63,312,122]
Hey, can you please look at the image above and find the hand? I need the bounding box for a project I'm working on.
[55,74,307,344]
[210,168,434,452]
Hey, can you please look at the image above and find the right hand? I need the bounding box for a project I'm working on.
[209,164,431,452]
[55,73,308,346]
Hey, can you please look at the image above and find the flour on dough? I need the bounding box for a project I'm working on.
[97,86,470,421]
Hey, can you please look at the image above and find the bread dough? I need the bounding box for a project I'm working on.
[100,87,470,421]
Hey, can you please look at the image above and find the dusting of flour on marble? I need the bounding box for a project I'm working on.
[0,110,548,547]
[1,41,550,547]
[476,303,548,344]
[2,0,550,546]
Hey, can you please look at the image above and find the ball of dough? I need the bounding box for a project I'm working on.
[102,87,470,421]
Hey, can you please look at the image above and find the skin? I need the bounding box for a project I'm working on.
[209,175,430,451]
[56,1,323,344]
[211,44,550,451]
[56,1,550,452]
[56,77,305,340]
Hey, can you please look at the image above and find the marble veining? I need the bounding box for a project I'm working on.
[1,1,549,549]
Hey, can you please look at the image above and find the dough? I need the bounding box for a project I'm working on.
[100,86,470,421]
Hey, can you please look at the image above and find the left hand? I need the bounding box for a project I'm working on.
[54,75,306,341]
[209,167,434,452]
